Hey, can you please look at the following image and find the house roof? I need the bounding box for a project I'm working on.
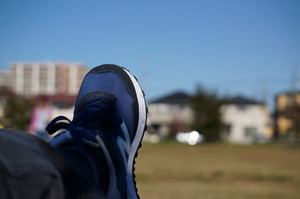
[149,91,265,107]
[275,89,300,96]
[150,91,191,104]
[226,96,264,105]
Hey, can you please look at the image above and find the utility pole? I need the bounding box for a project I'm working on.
[262,78,269,106]
[290,64,298,144]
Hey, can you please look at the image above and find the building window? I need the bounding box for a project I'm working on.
[244,127,257,137]
[287,94,295,106]
[223,124,231,135]
[238,105,248,112]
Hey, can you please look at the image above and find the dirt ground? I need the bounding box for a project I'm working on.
[135,143,300,199]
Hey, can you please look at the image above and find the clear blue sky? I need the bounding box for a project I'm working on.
[1,0,300,111]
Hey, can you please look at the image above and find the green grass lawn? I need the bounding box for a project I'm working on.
[135,143,300,199]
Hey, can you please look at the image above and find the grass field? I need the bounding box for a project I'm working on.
[135,143,300,199]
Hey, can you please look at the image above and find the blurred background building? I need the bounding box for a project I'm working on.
[0,62,88,129]
[9,62,88,96]
[146,92,192,142]
[146,91,273,144]
[0,61,298,143]
[221,96,271,144]
[274,90,300,142]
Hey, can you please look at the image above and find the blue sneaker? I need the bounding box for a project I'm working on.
[47,64,147,199]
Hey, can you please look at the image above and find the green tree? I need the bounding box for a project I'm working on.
[190,85,225,142]
[4,94,34,131]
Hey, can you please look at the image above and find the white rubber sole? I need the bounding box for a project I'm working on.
[123,68,147,199]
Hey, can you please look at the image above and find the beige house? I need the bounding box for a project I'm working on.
[274,90,300,139]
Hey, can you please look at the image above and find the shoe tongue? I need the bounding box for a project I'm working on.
[73,91,122,130]
[75,91,117,114]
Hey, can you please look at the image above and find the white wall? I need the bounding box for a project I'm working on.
[222,104,268,144]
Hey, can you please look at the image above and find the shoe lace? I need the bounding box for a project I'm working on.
[46,96,126,198]
[46,96,122,149]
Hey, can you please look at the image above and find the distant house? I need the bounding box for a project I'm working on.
[221,96,271,144]
[273,90,300,140]
[147,92,272,144]
[146,91,192,140]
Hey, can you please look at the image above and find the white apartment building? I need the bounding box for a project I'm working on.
[10,62,88,96]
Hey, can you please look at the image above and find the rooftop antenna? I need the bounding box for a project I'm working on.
[262,78,269,105]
